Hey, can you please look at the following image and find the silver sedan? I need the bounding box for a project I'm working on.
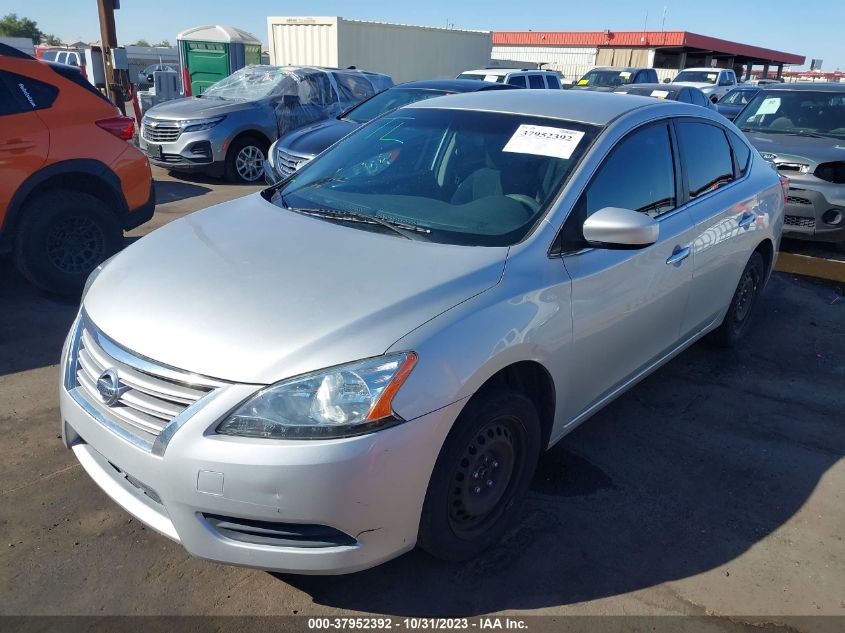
[61,90,785,574]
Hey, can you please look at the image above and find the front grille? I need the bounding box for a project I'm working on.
[143,119,181,143]
[68,318,223,452]
[784,215,815,228]
[276,148,313,177]
[786,195,813,206]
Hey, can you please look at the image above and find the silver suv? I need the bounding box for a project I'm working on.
[62,90,784,574]
[138,65,392,182]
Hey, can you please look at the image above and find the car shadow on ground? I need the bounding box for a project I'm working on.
[275,274,844,616]
[162,169,261,188]
[154,179,213,205]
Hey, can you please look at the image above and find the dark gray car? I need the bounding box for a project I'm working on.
[138,65,392,182]
[571,67,659,92]
[715,87,761,120]
[736,83,845,247]
[613,83,715,109]
[264,79,519,183]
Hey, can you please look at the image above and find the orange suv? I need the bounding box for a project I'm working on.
[0,44,154,294]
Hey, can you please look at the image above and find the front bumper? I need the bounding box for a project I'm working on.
[138,126,227,174]
[782,181,845,244]
[59,322,460,574]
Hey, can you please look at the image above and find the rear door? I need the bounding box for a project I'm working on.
[527,74,545,89]
[675,119,758,335]
[0,71,51,223]
[559,121,697,424]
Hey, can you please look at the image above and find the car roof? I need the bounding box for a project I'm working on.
[759,82,845,92]
[589,67,646,72]
[407,88,662,125]
[394,79,517,91]
[680,67,731,72]
[461,68,549,76]
[617,83,682,93]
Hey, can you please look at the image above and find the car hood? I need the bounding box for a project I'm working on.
[743,131,845,166]
[84,194,508,385]
[145,96,256,120]
[279,118,359,157]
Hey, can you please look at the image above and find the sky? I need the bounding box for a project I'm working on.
[3,0,841,70]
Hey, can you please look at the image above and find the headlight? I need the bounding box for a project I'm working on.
[81,254,117,301]
[216,353,417,440]
[180,115,225,133]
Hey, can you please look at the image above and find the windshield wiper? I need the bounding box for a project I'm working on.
[285,207,430,240]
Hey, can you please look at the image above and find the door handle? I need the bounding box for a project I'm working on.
[666,246,691,266]
[738,211,756,228]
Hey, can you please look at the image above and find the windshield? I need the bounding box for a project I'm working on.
[674,70,718,84]
[720,89,757,105]
[202,66,316,101]
[270,108,600,246]
[577,70,634,88]
[343,88,448,124]
[738,90,845,137]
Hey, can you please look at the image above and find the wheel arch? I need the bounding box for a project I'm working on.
[1,159,127,251]
[753,237,775,282]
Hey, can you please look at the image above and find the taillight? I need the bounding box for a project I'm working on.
[182,67,191,96]
[96,116,135,141]
[779,175,790,203]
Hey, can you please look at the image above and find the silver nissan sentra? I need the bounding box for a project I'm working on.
[60,90,785,574]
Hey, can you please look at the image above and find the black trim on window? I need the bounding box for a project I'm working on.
[48,62,115,105]
[0,42,34,59]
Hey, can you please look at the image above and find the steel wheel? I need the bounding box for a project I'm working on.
[732,264,760,326]
[235,145,264,182]
[45,215,106,274]
[447,416,524,539]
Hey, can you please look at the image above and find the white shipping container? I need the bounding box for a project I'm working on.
[268,16,492,83]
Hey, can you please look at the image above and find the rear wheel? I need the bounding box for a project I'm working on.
[418,389,541,562]
[13,190,123,294]
[708,251,765,348]
[225,136,267,183]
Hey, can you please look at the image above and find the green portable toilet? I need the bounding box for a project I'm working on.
[177,25,262,96]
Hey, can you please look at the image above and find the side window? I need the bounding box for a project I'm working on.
[690,89,706,107]
[676,121,735,198]
[545,74,561,89]
[0,73,26,115]
[506,75,527,88]
[527,74,544,89]
[4,72,59,111]
[676,89,693,103]
[333,72,376,104]
[583,123,677,219]
[728,130,752,176]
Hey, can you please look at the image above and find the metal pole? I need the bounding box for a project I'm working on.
[96,0,126,113]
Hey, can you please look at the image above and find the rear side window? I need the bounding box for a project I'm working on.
[728,130,752,176]
[676,121,735,197]
[676,89,692,104]
[528,74,544,89]
[545,74,561,89]
[333,73,376,103]
[584,123,677,218]
[3,72,58,111]
[506,75,527,88]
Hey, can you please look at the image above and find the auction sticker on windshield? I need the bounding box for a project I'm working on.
[503,125,585,159]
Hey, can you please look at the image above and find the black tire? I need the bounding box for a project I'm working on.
[708,251,765,348]
[13,190,123,295]
[224,136,268,183]
[418,388,542,562]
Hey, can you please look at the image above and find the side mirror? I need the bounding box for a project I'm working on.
[582,207,659,248]
[663,78,671,84]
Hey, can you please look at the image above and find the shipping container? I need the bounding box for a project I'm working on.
[267,16,492,84]
[177,25,262,96]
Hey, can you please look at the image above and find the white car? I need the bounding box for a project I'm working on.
[672,67,738,102]
[457,68,564,89]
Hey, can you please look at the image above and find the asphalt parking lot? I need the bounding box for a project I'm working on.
[1,167,843,626]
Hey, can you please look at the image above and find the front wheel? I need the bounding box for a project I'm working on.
[224,136,267,183]
[418,389,541,562]
[708,251,765,348]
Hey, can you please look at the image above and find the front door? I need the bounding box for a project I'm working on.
[557,121,696,426]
